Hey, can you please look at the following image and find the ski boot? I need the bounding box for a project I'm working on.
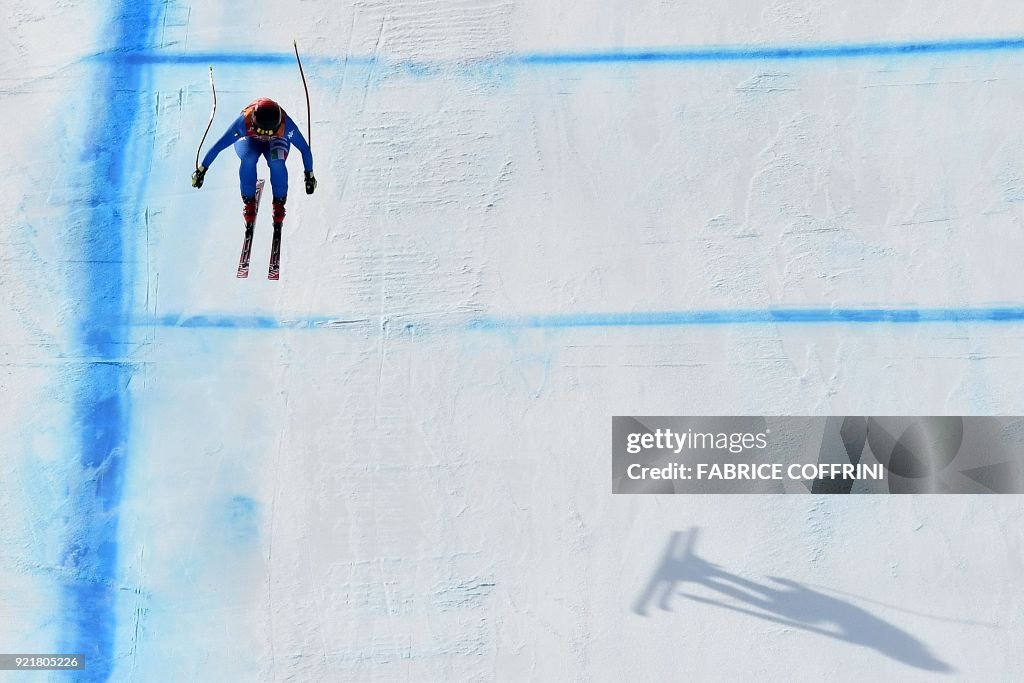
[271,195,286,227]
[242,194,258,227]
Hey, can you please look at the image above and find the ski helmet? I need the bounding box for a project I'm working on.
[251,98,283,134]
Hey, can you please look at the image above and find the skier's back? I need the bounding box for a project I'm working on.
[191,98,317,227]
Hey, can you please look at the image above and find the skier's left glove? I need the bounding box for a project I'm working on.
[191,165,207,189]
[304,170,317,195]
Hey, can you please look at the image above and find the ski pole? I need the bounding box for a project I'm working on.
[293,40,311,150]
[195,66,217,170]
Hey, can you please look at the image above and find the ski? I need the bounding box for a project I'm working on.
[236,179,265,278]
[268,221,282,280]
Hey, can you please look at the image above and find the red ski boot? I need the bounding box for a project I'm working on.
[271,195,286,226]
[242,195,258,226]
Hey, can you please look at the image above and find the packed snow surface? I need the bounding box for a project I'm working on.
[1,1,1023,680]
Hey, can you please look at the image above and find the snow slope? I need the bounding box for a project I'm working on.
[2,0,1023,680]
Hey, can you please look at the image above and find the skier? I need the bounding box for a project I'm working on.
[190,97,316,227]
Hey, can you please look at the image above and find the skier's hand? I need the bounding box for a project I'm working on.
[304,170,317,195]
[191,165,206,189]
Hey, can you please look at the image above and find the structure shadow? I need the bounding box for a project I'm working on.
[633,528,952,674]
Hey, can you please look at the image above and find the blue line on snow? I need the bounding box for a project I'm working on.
[63,3,161,681]
[142,314,369,329]
[467,306,1024,330]
[89,35,1024,69]
[104,51,314,65]
[511,36,1024,64]
[102,306,1024,330]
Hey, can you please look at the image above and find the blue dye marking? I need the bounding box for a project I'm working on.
[467,306,1024,330]
[87,307,1024,331]
[108,51,315,65]
[62,3,161,680]
[225,496,260,543]
[167,314,280,329]
[510,37,1024,65]
[92,51,376,67]
[89,36,1024,70]
[137,314,368,329]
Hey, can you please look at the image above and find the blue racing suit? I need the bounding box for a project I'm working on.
[201,113,313,199]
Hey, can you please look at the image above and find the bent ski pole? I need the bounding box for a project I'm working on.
[195,66,217,170]
[293,40,311,150]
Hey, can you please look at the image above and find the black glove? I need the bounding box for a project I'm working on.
[304,170,317,195]
[191,165,206,189]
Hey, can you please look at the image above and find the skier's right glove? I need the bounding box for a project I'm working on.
[191,165,206,189]
[304,170,317,195]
